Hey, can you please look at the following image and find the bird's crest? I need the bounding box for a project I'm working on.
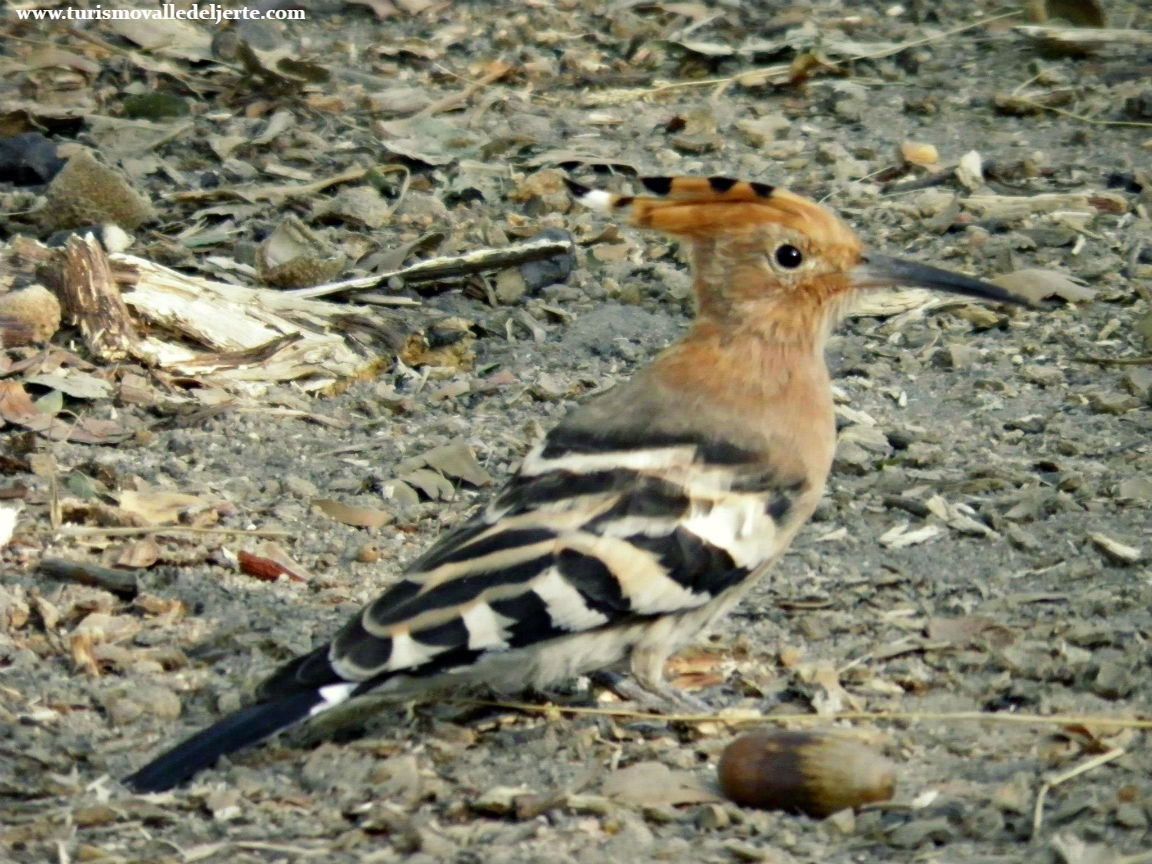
[566,175,858,249]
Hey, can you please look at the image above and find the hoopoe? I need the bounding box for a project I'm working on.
[124,176,1026,793]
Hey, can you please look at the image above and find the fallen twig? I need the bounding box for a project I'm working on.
[450,699,1152,732]
[999,96,1152,130]
[1073,355,1152,366]
[415,60,512,117]
[287,234,575,300]
[55,525,294,539]
[1032,747,1126,841]
[39,557,139,599]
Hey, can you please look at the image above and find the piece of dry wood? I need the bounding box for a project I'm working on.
[109,250,402,391]
[287,234,575,300]
[1014,24,1152,50]
[962,191,1127,220]
[45,236,138,362]
[39,557,139,599]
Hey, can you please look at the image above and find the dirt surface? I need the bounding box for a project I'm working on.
[3,1,1152,861]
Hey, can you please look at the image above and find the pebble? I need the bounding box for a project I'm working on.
[1114,802,1148,829]
[734,115,792,147]
[496,268,529,304]
[1087,391,1140,415]
[887,816,954,848]
[100,683,181,724]
[1116,477,1152,501]
[1021,364,1064,386]
[472,785,534,815]
[1090,660,1135,699]
[935,343,982,370]
[696,803,730,830]
[1122,367,1152,402]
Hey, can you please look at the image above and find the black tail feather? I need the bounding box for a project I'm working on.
[123,689,324,793]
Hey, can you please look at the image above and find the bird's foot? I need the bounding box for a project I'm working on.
[589,671,714,715]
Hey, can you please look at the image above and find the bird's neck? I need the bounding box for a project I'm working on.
[646,318,838,487]
[657,314,834,396]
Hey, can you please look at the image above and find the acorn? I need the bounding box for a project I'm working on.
[718,730,896,818]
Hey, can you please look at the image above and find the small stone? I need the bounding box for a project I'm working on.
[900,441,943,467]
[934,344,981,370]
[641,803,683,824]
[1115,802,1148,829]
[565,794,614,816]
[284,475,319,498]
[833,441,872,474]
[1123,368,1152,402]
[900,141,939,166]
[1090,660,1134,700]
[355,543,383,563]
[395,191,451,223]
[0,285,61,344]
[472,785,533,815]
[823,807,856,834]
[415,827,457,858]
[204,788,242,822]
[495,268,529,304]
[695,803,729,830]
[735,116,791,147]
[1087,391,1140,415]
[840,424,892,453]
[1004,415,1046,434]
[1021,364,1064,386]
[101,683,181,725]
[73,805,118,828]
[833,97,864,122]
[887,816,954,848]
[962,804,1006,838]
[1089,532,1142,565]
[40,149,155,230]
[1006,523,1042,551]
[724,839,771,862]
[1116,477,1152,501]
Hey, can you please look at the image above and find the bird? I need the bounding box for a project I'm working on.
[123,175,1027,793]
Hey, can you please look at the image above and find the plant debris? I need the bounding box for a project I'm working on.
[2,1,1151,862]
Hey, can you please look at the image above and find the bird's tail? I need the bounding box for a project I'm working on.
[122,687,340,793]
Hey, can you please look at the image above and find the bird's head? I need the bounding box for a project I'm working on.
[568,175,1027,341]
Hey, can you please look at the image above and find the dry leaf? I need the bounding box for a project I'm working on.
[117,489,210,526]
[312,498,394,528]
[0,380,129,444]
[602,761,721,806]
[992,269,1094,303]
[116,537,161,569]
[926,616,1016,648]
[421,439,492,487]
[238,550,307,583]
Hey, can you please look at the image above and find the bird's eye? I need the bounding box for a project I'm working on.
[774,244,803,269]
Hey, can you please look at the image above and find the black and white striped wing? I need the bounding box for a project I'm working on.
[283,428,801,700]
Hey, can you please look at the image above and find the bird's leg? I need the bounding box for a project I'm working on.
[589,670,714,715]
[590,641,716,714]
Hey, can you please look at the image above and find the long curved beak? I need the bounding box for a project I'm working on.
[852,252,1033,307]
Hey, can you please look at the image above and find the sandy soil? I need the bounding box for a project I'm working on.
[2,1,1152,861]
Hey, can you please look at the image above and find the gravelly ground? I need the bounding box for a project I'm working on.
[2,0,1152,861]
